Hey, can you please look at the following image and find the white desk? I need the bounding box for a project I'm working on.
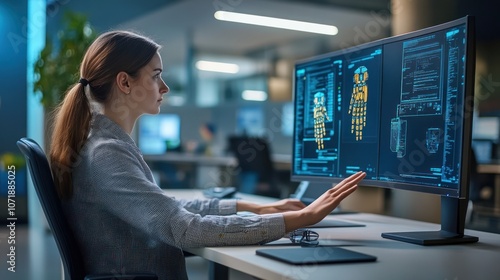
[166,190,500,280]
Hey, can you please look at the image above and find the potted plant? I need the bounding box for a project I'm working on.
[33,11,97,151]
[34,11,97,111]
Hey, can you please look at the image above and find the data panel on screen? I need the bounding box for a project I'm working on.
[293,47,381,181]
[292,17,472,197]
[378,26,467,192]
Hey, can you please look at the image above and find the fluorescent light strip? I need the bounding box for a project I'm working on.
[195,60,239,73]
[214,11,338,36]
[242,90,268,101]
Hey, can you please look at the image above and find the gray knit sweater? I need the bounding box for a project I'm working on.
[62,113,286,279]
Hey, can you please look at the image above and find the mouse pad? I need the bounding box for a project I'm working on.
[256,247,376,265]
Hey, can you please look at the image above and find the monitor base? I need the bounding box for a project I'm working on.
[382,230,479,246]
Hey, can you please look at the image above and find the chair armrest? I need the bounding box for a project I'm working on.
[84,273,158,280]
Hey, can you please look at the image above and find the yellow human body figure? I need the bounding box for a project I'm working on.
[348,66,368,141]
[313,92,329,150]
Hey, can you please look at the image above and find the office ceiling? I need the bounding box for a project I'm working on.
[47,0,498,83]
[113,0,391,81]
[47,0,391,80]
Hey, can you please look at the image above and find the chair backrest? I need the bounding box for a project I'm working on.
[17,137,85,280]
[227,135,275,181]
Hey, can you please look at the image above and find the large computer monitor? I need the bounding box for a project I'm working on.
[292,16,478,245]
[138,114,181,155]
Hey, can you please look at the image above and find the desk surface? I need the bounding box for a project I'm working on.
[477,159,500,174]
[166,190,500,280]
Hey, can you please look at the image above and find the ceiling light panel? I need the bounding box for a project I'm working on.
[214,11,338,35]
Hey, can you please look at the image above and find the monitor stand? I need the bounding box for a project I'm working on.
[382,196,479,245]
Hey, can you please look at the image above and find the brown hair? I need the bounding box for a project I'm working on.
[50,30,160,199]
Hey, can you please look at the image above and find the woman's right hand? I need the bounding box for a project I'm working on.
[283,171,366,232]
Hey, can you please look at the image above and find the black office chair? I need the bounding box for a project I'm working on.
[17,137,157,280]
[227,136,281,197]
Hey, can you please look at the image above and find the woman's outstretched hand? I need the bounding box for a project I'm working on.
[282,171,366,232]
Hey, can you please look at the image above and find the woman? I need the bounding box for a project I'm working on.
[50,30,366,279]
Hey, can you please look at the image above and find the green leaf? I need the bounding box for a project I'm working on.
[33,10,97,110]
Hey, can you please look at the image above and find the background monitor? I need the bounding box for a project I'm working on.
[291,16,477,245]
[473,116,500,141]
[138,114,181,155]
[236,106,264,136]
[472,116,500,161]
[472,139,497,162]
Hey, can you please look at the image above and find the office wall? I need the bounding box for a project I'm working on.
[0,0,29,223]
[158,105,214,147]
[215,102,293,155]
[476,41,500,117]
[0,1,28,154]
[157,102,294,156]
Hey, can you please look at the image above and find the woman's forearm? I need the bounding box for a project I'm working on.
[237,200,309,232]
[236,201,261,213]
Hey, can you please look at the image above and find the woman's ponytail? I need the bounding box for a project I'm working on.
[49,82,91,199]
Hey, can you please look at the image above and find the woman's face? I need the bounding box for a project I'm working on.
[129,52,169,116]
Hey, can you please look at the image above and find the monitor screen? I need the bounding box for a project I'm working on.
[292,16,474,199]
[291,16,477,245]
[236,106,264,136]
[138,114,181,155]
